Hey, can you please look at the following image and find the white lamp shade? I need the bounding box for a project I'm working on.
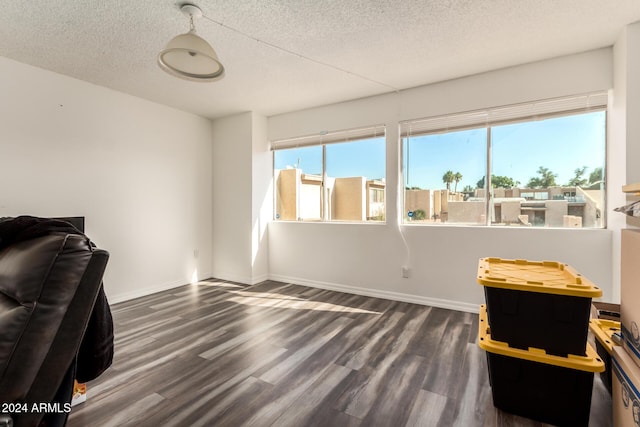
[158,31,224,81]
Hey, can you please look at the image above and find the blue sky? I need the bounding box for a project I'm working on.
[274,111,606,190]
[274,138,386,180]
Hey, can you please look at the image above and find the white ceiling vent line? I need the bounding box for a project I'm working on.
[199,13,399,92]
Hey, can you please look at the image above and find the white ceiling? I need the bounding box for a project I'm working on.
[1,1,639,120]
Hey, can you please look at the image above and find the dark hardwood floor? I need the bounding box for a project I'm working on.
[68,279,612,427]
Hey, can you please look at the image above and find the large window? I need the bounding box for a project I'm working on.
[401,93,607,228]
[403,127,487,225]
[273,126,386,222]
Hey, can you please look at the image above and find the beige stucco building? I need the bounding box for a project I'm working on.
[406,185,602,227]
[275,168,386,221]
[276,168,602,227]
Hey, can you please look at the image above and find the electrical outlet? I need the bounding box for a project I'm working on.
[402,266,410,278]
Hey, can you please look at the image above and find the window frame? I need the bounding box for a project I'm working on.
[400,93,608,229]
[272,125,387,223]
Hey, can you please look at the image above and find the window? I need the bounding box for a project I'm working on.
[401,93,607,228]
[403,127,487,225]
[273,145,322,220]
[273,126,386,222]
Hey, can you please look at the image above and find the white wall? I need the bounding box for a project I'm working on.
[269,223,612,311]
[615,22,640,232]
[211,111,270,284]
[251,113,271,282]
[268,48,618,310]
[611,27,630,302]
[623,23,640,186]
[609,21,640,304]
[212,113,253,282]
[269,49,613,139]
[0,57,213,303]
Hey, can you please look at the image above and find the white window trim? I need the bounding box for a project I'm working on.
[400,92,607,137]
[271,124,386,150]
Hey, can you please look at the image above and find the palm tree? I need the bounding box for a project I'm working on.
[442,170,454,191]
[589,167,603,184]
[568,166,588,187]
[527,166,558,188]
[453,172,462,193]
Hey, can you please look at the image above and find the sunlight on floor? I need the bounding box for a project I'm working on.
[187,281,381,314]
[228,293,381,314]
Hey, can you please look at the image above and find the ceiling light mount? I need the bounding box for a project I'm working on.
[158,2,225,82]
[179,3,203,20]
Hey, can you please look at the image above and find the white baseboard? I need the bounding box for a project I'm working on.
[209,271,251,285]
[268,274,479,314]
[209,271,270,286]
[108,278,189,304]
[108,272,479,314]
[251,273,270,285]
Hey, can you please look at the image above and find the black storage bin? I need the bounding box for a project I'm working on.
[478,257,602,356]
[484,286,592,356]
[486,352,595,427]
[479,305,604,427]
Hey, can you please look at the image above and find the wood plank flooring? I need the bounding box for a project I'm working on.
[67,279,612,427]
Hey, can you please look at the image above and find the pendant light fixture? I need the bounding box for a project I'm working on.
[158,3,225,82]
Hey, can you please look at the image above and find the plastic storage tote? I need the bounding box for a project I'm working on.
[479,304,604,427]
[590,318,622,394]
[478,257,602,356]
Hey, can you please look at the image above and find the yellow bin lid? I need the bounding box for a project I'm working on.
[589,318,621,355]
[478,304,605,373]
[477,257,602,298]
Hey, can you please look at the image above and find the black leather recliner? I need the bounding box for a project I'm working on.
[0,232,109,426]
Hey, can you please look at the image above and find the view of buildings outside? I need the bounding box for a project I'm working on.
[402,111,606,228]
[273,110,606,228]
[274,138,386,222]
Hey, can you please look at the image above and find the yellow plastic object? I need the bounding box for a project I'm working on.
[478,305,605,373]
[477,257,602,298]
[589,318,621,355]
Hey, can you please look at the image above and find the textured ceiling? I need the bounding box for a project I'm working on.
[1,0,639,119]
